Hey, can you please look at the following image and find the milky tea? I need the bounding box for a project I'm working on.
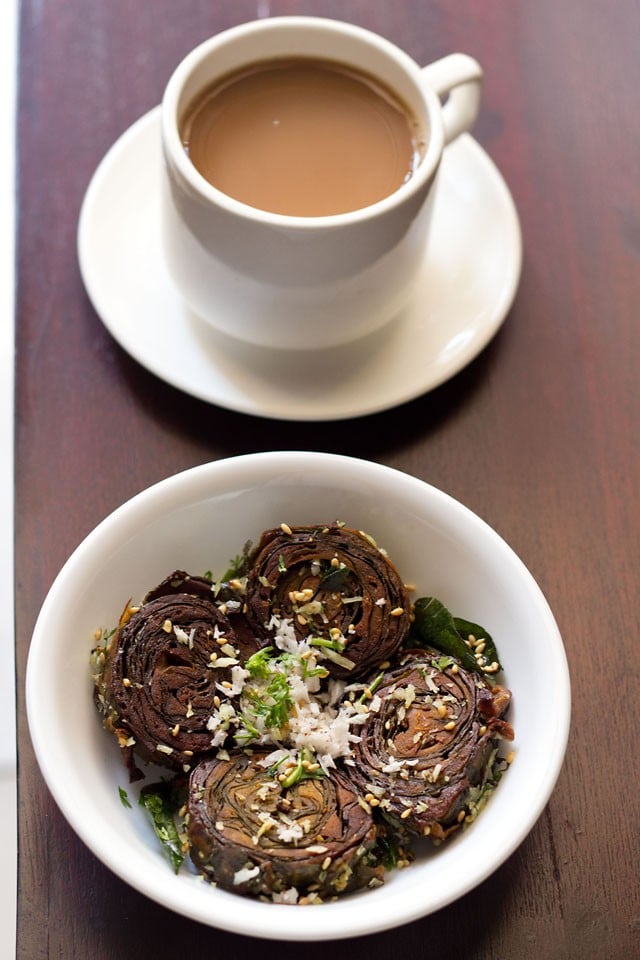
[180,57,426,217]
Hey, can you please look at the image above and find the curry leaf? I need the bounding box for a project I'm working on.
[453,616,501,670]
[410,597,501,675]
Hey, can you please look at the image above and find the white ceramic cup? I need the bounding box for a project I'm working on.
[161,17,482,350]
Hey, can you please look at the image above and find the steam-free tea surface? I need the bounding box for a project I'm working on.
[181,59,423,216]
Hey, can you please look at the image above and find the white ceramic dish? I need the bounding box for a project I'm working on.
[77,109,522,421]
[26,453,570,940]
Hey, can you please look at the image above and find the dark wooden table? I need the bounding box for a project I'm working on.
[15,0,639,956]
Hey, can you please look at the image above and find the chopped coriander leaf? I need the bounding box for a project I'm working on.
[245,646,275,679]
[139,783,184,874]
[220,554,245,581]
[118,786,132,808]
[435,656,455,671]
[243,669,293,733]
[319,564,351,591]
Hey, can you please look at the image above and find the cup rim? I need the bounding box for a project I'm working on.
[161,16,446,229]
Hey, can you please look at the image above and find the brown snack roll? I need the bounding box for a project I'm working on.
[187,750,383,900]
[143,568,262,663]
[348,649,514,840]
[243,523,410,679]
[95,590,244,780]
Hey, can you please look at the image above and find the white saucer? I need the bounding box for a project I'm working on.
[78,108,521,421]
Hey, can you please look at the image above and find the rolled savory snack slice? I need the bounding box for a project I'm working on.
[143,568,262,663]
[348,649,514,839]
[187,751,383,900]
[95,591,246,780]
[243,523,410,680]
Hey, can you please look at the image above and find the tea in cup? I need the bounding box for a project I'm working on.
[161,17,482,350]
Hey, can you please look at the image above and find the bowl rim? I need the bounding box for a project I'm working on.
[26,452,571,940]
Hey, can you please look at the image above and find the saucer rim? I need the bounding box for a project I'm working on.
[78,107,522,422]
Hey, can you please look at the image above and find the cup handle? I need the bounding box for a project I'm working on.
[421,53,483,145]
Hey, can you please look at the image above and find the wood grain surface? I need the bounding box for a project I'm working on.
[15,0,639,957]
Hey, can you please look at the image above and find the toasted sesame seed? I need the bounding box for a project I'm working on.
[475,641,486,655]
[437,704,448,718]
[457,810,466,823]
[390,607,405,617]
[221,680,233,689]
[322,856,332,871]
[331,556,340,568]
[479,725,487,735]
[423,825,431,836]
[171,723,180,737]
[506,750,516,764]
[122,677,131,687]
[307,844,328,854]
[358,530,377,548]
[280,522,293,535]
[450,663,459,674]
[444,721,456,731]
[213,696,221,708]
[183,750,194,757]
[400,807,413,819]
[162,620,172,633]
[215,821,224,831]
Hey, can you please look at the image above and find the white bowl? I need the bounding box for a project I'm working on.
[26,452,570,940]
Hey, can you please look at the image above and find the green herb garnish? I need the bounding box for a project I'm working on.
[435,655,455,671]
[370,822,406,870]
[220,554,245,581]
[319,563,351,591]
[242,658,294,734]
[118,786,131,808]
[139,783,184,874]
[359,671,385,704]
[245,646,276,679]
[309,636,346,653]
[279,749,324,788]
[453,616,501,669]
[409,597,502,675]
